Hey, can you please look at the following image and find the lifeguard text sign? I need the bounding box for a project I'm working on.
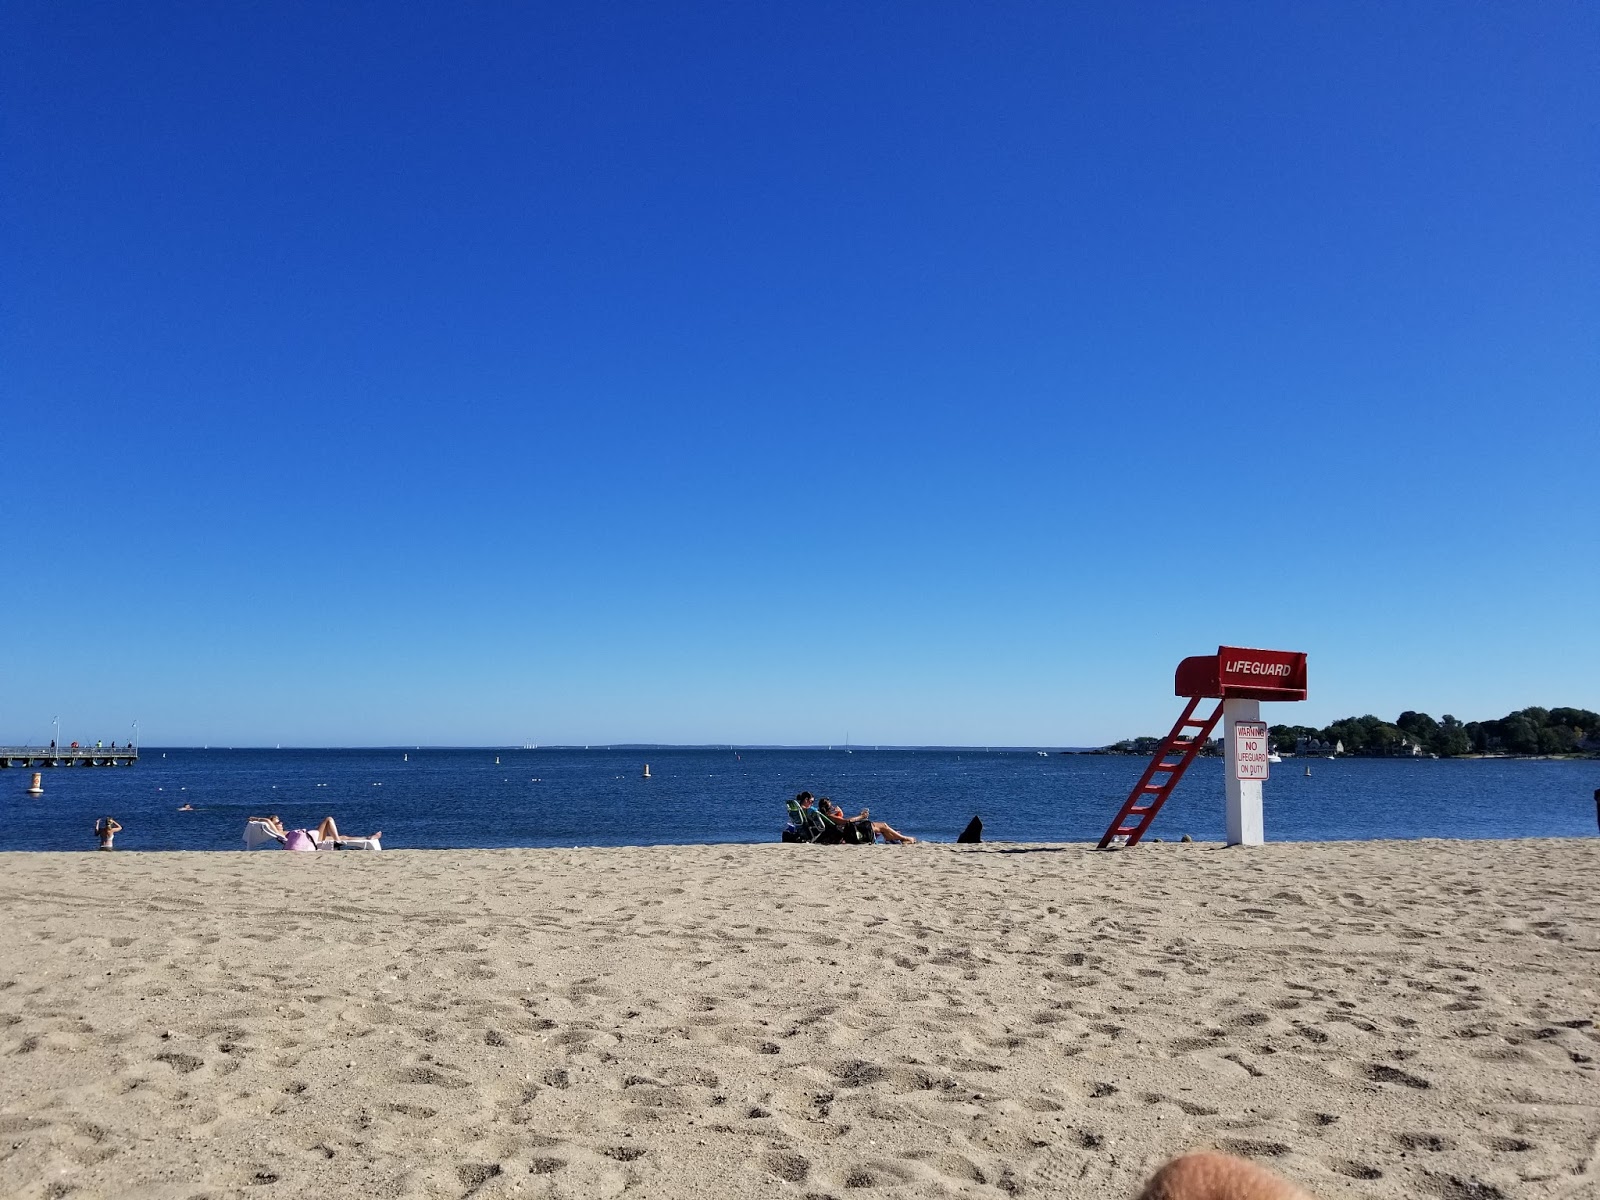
[1218,648,1307,694]
[1235,720,1270,780]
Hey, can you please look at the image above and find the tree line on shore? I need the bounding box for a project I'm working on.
[1270,706,1599,757]
[1104,706,1598,758]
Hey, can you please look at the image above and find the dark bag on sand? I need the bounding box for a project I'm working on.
[781,825,804,843]
[847,818,875,845]
[957,815,983,844]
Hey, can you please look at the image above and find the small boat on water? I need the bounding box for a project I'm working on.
[642,763,652,779]
[1267,752,1282,764]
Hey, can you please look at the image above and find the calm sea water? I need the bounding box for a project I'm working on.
[2,747,1596,852]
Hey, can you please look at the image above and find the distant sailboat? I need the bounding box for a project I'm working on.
[1305,765,1312,777]
[642,763,651,779]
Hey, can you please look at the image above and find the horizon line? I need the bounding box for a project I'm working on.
[94,743,1104,753]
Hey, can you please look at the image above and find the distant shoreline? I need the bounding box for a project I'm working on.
[8,743,1593,761]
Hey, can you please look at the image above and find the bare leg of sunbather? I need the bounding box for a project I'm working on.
[313,817,382,844]
[871,821,916,844]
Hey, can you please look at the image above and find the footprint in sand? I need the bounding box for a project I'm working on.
[763,1151,810,1182]
[1362,1062,1431,1089]
[1332,1160,1383,1180]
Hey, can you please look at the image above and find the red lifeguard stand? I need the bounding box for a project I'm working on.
[1097,646,1308,849]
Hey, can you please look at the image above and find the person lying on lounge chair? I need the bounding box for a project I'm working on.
[244,815,381,850]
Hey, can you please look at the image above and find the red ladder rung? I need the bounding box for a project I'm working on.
[1098,696,1224,850]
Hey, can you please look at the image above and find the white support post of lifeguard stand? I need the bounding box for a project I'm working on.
[1222,698,1264,846]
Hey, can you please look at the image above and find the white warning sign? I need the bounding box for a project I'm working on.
[1235,720,1270,780]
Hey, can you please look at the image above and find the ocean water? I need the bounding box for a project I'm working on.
[2,747,1595,852]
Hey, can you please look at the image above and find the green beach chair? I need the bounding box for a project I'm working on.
[784,797,830,842]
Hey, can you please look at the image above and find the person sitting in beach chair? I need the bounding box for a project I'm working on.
[817,797,916,845]
[784,792,831,842]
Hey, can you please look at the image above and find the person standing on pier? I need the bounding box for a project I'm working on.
[93,817,121,850]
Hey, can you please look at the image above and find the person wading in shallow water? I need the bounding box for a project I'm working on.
[93,817,122,850]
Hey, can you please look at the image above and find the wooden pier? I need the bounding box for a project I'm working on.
[0,747,139,768]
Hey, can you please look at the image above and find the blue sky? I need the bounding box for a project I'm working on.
[3,3,1595,747]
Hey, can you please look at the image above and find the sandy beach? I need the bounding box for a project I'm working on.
[1,839,1595,1200]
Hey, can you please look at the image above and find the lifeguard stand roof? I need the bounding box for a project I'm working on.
[1174,646,1308,702]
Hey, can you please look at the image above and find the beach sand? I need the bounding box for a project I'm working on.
[1,839,1596,1200]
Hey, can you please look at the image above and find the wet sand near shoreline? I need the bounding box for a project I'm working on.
[1,839,1596,1199]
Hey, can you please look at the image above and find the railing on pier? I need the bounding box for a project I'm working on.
[0,747,139,768]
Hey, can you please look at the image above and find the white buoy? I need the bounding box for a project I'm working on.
[642,763,651,779]
[1304,765,1312,777]
[27,772,43,796]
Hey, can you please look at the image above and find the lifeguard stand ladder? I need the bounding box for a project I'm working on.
[1097,646,1309,850]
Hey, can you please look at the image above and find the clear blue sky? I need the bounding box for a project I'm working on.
[3,3,1595,747]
